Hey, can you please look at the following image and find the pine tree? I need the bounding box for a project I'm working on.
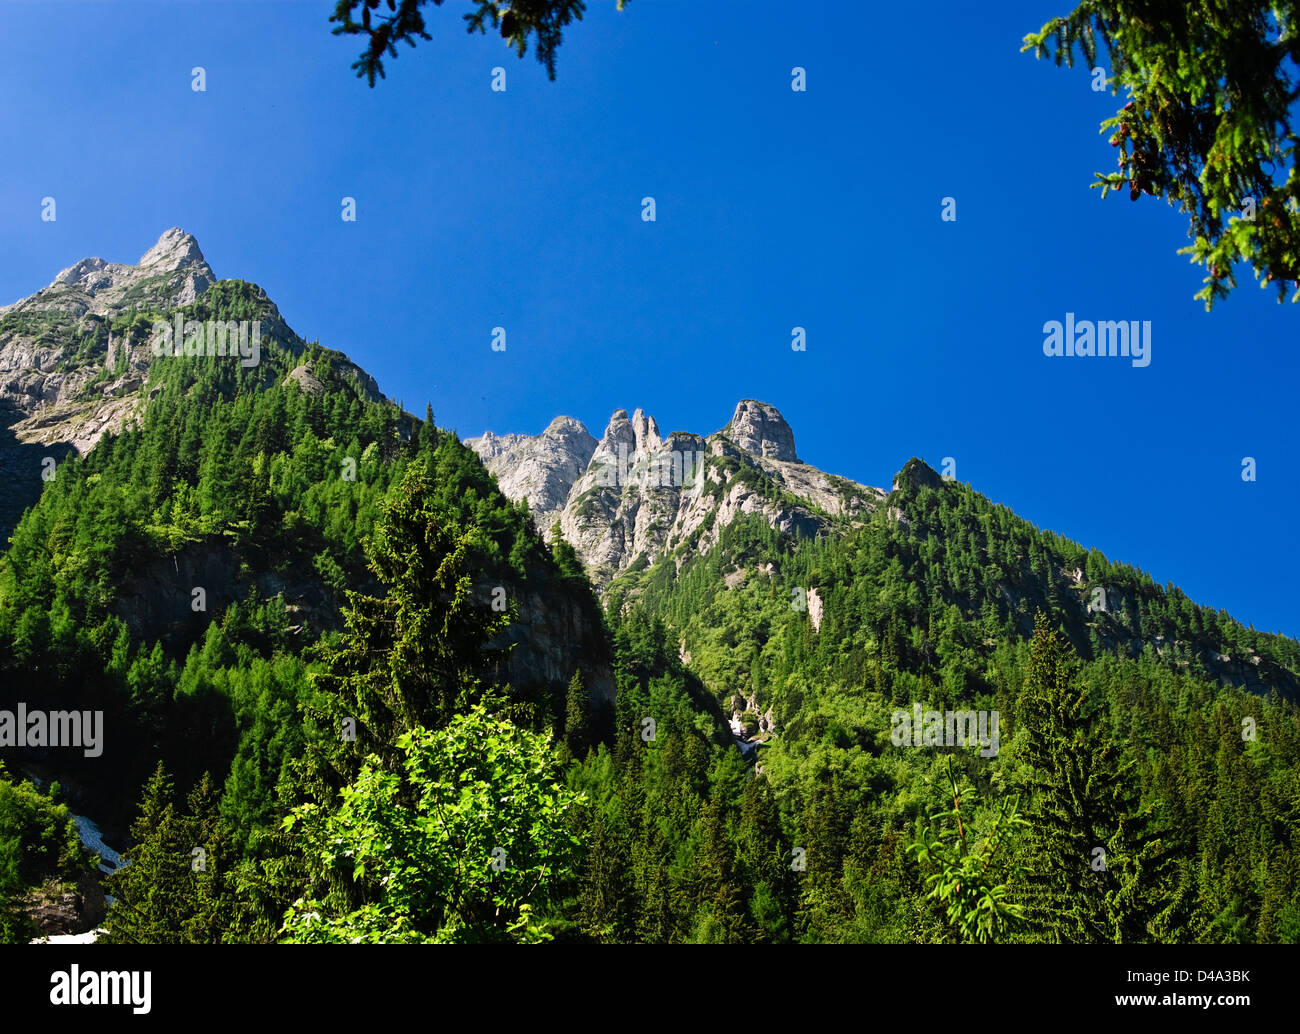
[179,773,238,944]
[306,459,513,790]
[1016,613,1171,942]
[331,0,629,86]
[104,764,190,944]
[736,775,794,942]
[564,668,589,757]
[795,785,849,942]
[578,810,632,943]
[693,796,751,944]
[1024,1,1300,309]
[908,757,1028,944]
[104,766,241,944]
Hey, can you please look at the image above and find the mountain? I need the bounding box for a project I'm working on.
[1,228,217,453]
[469,402,1300,701]
[0,230,614,828]
[3,232,1299,947]
[468,400,884,589]
[0,228,389,447]
[0,229,360,542]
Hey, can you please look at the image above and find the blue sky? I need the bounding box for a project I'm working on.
[2,1,1297,637]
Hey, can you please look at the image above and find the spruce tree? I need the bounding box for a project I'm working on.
[795,785,849,942]
[306,459,513,788]
[564,668,589,757]
[179,772,238,944]
[694,796,751,944]
[105,764,190,944]
[1016,613,1171,942]
[737,775,794,942]
[578,810,632,943]
[330,0,630,85]
[104,766,241,944]
[1024,0,1300,309]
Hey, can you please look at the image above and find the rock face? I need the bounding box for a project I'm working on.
[0,229,327,543]
[466,416,597,534]
[0,229,224,541]
[723,399,799,462]
[19,871,106,940]
[0,228,218,433]
[807,587,824,632]
[472,400,887,590]
[30,226,216,320]
[0,231,366,546]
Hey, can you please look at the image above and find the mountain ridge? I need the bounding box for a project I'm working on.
[467,399,884,589]
[2,231,1299,947]
[3,230,1297,705]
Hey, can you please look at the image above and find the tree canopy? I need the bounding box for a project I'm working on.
[330,0,629,85]
[1025,0,1300,309]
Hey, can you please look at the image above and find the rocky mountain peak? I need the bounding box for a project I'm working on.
[137,227,211,275]
[0,231,233,539]
[722,399,799,463]
[465,416,598,536]
[591,410,636,468]
[38,228,215,313]
[631,408,661,453]
[0,231,306,539]
[540,401,876,588]
[544,414,595,442]
[600,408,634,443]
[459,401,884,592]
[49,228,213,294]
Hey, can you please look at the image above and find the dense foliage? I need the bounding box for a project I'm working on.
[1025,0,1300,308]
[2,287,1298,943]
[0,763,90,943]
[592,462,1300,942]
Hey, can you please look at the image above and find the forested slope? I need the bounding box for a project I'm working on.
[1,268,1296,944]
[584,460,1300,941]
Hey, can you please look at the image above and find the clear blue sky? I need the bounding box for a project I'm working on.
[2,1,1297,637]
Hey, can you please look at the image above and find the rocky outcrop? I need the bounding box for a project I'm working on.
[29,226,216,320]
[891,457,945,494]
[466,416,597,535]
[109,534,616,706]
[474,401,886,591]
[112,541,346,647]
[722,399,799,462]
[726,692,777,763]
[18,871,106,940]
[0,230,366,546]
[474,572,615,704]
[0,229,228,543]
[283,365,328,396]
[807,587,824,632]
[1,225,217,427]
[556,410,703,585]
